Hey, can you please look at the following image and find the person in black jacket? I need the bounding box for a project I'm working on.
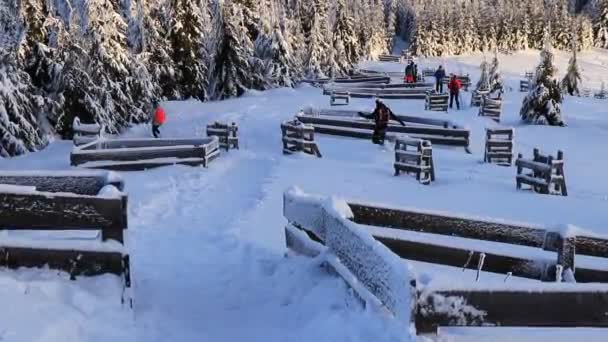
[358,99,406,145]
[434,65,446,93]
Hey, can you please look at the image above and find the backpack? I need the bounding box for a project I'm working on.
[377,106,389,123]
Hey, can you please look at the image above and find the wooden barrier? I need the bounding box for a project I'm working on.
[416,287,608,333]
[479,96,502,122]
[0,171,130,303]
[516,148,567,196]
[594,89,608,99]
[379,54,402,63]
[394,138,435,185]
[443,75,471,91]
[324,82,433,91]
[301,75,390,85]
[484,128,513,165]
[425,92,449,112]
[281,120,322,157]
[71,137,220,171]
[470,89,489,107]
[284,190,608,336]
[330,91,350,106]
[422,68,435,78]
[520,72,534,92]
[73,117,103,146]
[295,112,470,151]
[206,121,239,151]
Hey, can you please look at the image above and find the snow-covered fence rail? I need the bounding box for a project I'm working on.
[281,120,322,157]
[301,75,390,86]
[73,117,103,146]
[378,54,402,63]
[520,72,534,92]
[284,189,608,335]
[470,89,489,107]
[324,82,433,91]
[0,170,130,302]
[425,92,449,112]
[322,86,432,100]
[330,91,350,106]
[206,122,239,151]
[394,138,435,185]
[484,128,514,165]
[516,148,567,196]
[296,111,470,152]
[479,96,502,122]
[70,137,220,171]
[283,188,415,327]
[416,285,608,333]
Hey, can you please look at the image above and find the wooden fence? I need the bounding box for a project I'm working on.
[470,89,489,107]
[479,96,502,122]
[295,111,470,152]
[301,75,390,86]
[207,121,239,151]
[378,54,402,63]
[281,120,322,157]
[425,92,449,112]
[484,128,514,165]
[443,75,472,91]
[71,137,220,171]
[516,148,567,196]
[73,117,103,146]
[394,138,435,185]
[0,170,131,303]
[284,189,608,335]
[330,91,350,106]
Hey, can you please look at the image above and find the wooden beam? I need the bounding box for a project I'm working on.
[0,173,123,195]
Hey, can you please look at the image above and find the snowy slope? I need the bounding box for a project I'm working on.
[1,49,608,341]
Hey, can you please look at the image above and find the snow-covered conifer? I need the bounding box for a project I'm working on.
[562,38,582,96]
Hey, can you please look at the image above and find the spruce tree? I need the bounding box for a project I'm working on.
[488,51,503,95]
[520,36,565,126]
[476,58,490,91]
[594,0,608,48]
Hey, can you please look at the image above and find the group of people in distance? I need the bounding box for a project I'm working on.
[434,65,462,110]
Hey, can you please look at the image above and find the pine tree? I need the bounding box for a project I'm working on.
[488,51,504,95]
[209,1,253,99]
[562,38,582,96]
[476,58,490,91]
[594,0,608,48]
[305,0,331,77]
[170,0,210,101]
[520,36,565,126]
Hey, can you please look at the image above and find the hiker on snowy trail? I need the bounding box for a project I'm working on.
[434,66,446,93]
[358,99,406,145]
[152,100,166,138]
[448,75,462,110]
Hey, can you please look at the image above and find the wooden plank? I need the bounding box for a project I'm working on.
[71,146,207,165]
[81,157,209,171]
[374,235,552,280]
[348,203,547,248]
[515,159,552,173]
[0,246,126,277]
[417,289,608,332]
[0,173,123,195]
[79,138,214,150]
[0,192,126,242]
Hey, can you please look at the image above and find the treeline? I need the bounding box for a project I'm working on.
[400,0,608,57]
[0,0,394,157]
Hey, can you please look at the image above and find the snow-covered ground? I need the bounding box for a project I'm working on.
[1,49,608,341]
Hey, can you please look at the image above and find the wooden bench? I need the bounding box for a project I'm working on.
[206,121,239,151]
[516,148,567,196]
[470,89,489,107]
[478,96,502,122]
[581,88,591,97]
[520,72,534,92]
[422,68,435,78]
[71,137,220,171]
[0,170,131,304]
[394,138,435,185]
[484,128,513,165]
[73,117,103,146]
[330,91,350,106]
[425,92,449,112]
[594,90,608,99]
[281,120,322,157]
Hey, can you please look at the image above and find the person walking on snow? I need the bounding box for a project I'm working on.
[358,99,406,145]
[404,62,414,84]
[434,65,446,93]
[152,100,166,138]
[448,74,462,110]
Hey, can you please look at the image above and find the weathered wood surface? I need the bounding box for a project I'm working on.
[0,246,127,277]
[301,109,459,129]
[416,288,608,333]
[80,156,217,171]
[484,128,513,165]
[207,122,239,151]
[394,138,435,185]
[325,82,434,90]
[302,76,390,85]
[0,192,127,242]
[0,172,123,195]
[281,121,322,157]
[516,148,567,196]
[425,93,449,111]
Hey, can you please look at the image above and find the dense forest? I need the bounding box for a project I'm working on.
[1,0,607,157]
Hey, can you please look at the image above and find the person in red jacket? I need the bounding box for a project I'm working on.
[152,100,166,138]
[448,74,462,110]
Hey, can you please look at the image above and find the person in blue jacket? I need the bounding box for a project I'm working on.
[434,65,446,93]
